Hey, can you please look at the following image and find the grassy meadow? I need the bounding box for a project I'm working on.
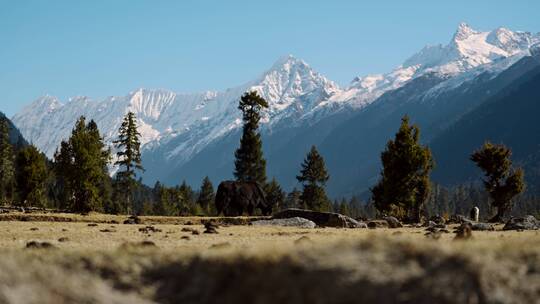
[0,211,539,303]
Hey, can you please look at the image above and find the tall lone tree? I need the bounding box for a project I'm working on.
[471,142,525,222]
[0,118,15,204]
[15,145,48,207]
[296,145,330,211]
[372,116,434,222]
[54,116,110,213]
[234,91,268,184]
[114,112,144,213]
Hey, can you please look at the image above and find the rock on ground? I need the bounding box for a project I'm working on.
[383,216,403,228]
[503,215,540,230]
[470,222,495,231]
[252,217,316,229]
[272,209,364,228]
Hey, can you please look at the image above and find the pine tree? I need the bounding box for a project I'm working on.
[264,177,285,213]
[338,198,350,216]
[284,188,302,210]
[197,176,215,215]
[54,116,110,213]
[371,116,434,222]
[471,142,525,222]
[234,91,268,184]
[177,180,196,215]
[154,186,173,216]
[0,118,15,204]
[296,145,330,211]
[114,112,144,213]
[15,145,48,207]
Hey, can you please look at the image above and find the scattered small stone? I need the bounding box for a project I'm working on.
[141,240,157,246]
[61,229,68,232]
[392,231,403,235]
[454,222,473,240]
[29,227,39,231]
[123,215,141,225]
[368,220,388,229]
[181,235,190,240]
[429,215,446,225]
[110,220,119,224]
[139,226,162,233]
[185,221,194,225]
[192,230,200,235]
[87,223,98,227]
[425,231,442,240]
[26,241,56,249]
[58,237,69,242]
[383,216,403,228]
[120,240,157,249]
[210,242,231,249]
[99,229,116,233]
[425,226,439,233]
[424,221,437,228]
[294,236,313,245]
[204,221,219,234]
[181,227,196,233]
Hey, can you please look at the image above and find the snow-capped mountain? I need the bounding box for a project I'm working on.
[11,23,540,192]
[13,55,341,161]
[334,23,539,108]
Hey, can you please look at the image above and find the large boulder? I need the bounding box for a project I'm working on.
[470,222,495,231]
[454,222,495,234]
[252,217,316,229]
[503,215,540,231]
[272,209,364,228]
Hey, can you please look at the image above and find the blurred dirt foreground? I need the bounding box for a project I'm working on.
[0,212,539,304]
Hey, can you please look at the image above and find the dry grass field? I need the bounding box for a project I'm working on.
[0,212,539,303]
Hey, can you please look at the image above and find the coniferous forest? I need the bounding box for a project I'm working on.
[0,90,538,221]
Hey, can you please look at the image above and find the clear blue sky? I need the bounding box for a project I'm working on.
[1,0,539,116]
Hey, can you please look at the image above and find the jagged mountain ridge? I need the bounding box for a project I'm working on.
[11,24,540,194]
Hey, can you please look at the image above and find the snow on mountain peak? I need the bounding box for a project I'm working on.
[337,23,538,111]
[250,55,339,113]
[453,22,478,41]
[486,27,535,54]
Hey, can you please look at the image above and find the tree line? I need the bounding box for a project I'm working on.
[0,91,535,221]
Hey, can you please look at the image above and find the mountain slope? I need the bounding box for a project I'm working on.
[430,57,540,192]
[319,49,540,196]
[0,112,27,146]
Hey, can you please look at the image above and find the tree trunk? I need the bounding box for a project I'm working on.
[489,204,507,223]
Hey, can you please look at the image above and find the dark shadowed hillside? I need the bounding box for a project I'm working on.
[320,53,540,196]
[430,63,540,192]
[0,112,27,147]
